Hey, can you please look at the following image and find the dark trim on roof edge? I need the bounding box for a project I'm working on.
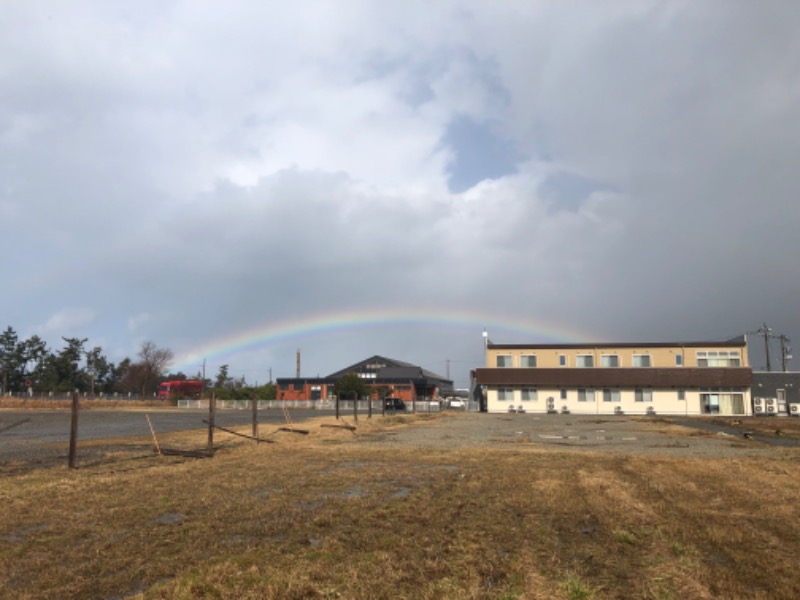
[487,341,747,350]
[474,367,753,387]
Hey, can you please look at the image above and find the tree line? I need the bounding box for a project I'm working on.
[0,327,179,397]
[0,326,281,400]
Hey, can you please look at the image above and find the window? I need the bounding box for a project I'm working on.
[496,355,513,368]
[603,388,620,402]
[498,388,515,401]
[521,388,538,401]
[700,391,745,414]
[676,354,683,366]
[520,355,537,368]
[559,354,567,367]
[632,354,652,367]
[577,388,595,402]
[560,389,567,400]
[696,351,741,367]
[576,355,594,368]
[601,355,619,368]
[677,389,686,401]
[634,388,653,402]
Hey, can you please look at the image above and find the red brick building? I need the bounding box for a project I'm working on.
[276,355,452,402]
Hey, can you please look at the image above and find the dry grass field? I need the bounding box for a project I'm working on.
[2,412,800,599]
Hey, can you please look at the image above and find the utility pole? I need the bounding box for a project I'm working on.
[779,335,792,372]
[753,323,773,371]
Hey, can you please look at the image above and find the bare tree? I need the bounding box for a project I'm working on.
[137,341,174,398]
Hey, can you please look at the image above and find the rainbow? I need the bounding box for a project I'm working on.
[172,307,600,371]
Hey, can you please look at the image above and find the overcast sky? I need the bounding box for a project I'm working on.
[2,1,799,387]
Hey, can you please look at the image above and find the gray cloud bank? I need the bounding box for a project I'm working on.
[2,1,798,385]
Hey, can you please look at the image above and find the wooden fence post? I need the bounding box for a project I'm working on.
[208,391,216,452]
[68,391,79,468]
[251,396,258,443]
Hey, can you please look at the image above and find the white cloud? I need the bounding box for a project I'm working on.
[127,313,151,333]
[35,308,96,338]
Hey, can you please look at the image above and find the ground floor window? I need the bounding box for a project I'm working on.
[634,388,653,402]
[577,388,595,402]
[603,389,620,402]
[521,388,537,401]
[498,388,514,402]
[677,389,686,401]
[701,393,744,415]
[560,389,567,400]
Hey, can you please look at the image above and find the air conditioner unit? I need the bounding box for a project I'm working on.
[766,398,776,406]
[754,405,764,414]
[789,404,800,416]
[753,397,765,407]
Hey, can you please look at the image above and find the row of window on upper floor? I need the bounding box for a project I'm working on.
[493,351,741,369]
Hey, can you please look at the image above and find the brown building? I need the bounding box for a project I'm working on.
[276,355,452,402]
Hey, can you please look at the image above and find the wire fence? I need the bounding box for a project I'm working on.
[2,391,147,401]
[177,399,455,412]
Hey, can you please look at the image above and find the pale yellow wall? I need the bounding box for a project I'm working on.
[485,387,751,416]
[486,344,748,368]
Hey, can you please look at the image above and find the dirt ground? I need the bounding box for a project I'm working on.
[349,412,800,458]
[2,409,799,470]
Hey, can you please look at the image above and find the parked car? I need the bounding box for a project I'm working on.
[447,398,467,410]
[384,397,407,412]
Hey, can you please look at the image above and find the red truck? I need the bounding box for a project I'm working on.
[158,379,204,400]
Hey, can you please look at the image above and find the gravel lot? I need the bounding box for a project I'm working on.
[357,412,800,458]
[2,408,798,469]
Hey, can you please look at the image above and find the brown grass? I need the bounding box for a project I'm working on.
[0,397,171,410]
[1,415,799,599]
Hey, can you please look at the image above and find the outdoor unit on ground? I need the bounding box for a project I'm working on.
[753,397,765,415]
[765,397,778,415]
[790,404,800,417]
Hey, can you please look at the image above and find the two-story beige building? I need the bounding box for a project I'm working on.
[474,338,752,416]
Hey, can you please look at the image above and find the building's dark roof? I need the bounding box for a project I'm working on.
[276,355,452,389]
[487,339,747,350]
[326,355,419,379]
[474,367,753,388]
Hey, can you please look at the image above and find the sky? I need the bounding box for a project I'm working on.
[2,1,799,388]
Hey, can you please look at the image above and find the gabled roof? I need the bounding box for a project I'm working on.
[326,355,418,379]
